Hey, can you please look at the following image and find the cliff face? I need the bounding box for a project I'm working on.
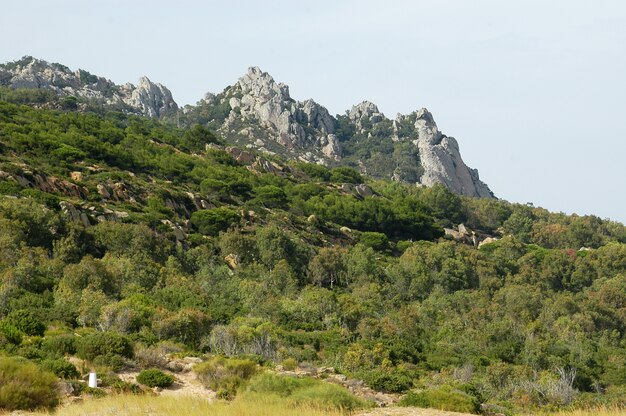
[0,57,493,198]
[0,57,177,118]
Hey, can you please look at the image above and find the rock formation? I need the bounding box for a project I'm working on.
[413,108,493,198]
[216,67,341,163]
[0,56,177,118]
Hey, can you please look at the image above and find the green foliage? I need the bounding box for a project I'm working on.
[329,166,363,184]
[75,331,133,361]
[399,385,480,413]
[182,124,220,152]
[0,321,23,345]
[191,207,240,236]
[6,309,45,336]
[360,368,415,393]
[0,357,59,411]
[136,368,174,388]
[194,356,258,399]
[359,231,389,251]
[245,373,368,411]
[253,185,287,208]
[39,358,80,379]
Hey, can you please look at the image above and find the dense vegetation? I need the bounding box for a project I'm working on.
[0,99,625,412]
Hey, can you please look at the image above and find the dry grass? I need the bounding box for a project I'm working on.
[6,394,347,416]
[543,407,626,416]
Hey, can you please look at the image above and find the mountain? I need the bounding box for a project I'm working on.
[1,57,492,198]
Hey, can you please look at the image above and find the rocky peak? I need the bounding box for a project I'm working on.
[348,101,386,132]
[0,56,178,118]
[123,76,177,118]
[219,67,341,161]
[237,66,291,102]
[413,107,493,198]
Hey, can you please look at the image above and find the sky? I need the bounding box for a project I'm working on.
[1,0,625,223]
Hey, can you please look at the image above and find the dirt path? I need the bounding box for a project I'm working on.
[357,408,475,416]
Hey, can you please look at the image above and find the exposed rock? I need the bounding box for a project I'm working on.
[70,171,83,182]
[215,67,341,161]
[59,201,91,228]
[478,236,499,248]
[0,57,177,118]
[121,76,178,118]
[414,108,493,198]
[355,184,373,198]
[348,101,385,132]
[97,184,110,199]
[226,147,256,164]
[224,253,239,269]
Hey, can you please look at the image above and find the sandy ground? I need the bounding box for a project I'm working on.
[117,369,216,401]
[357,408,475,416]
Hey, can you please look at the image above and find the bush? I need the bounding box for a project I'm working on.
[6,310,46,336]
[194,356,258,399]
[76,332,133,361]
[112,380,144,394]
[40,358,80,379]
[0,357,59,411]
[92,354,127,372]
[41,334,76,356]
[361,368,414,393]
[0,320,23,345]
[191,208,240,236]
[136,369,174,388]
[246,373,368,411]
[359,232,389,251]
[399,385,480,413]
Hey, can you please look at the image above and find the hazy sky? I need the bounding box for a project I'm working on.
[2,0,625,223]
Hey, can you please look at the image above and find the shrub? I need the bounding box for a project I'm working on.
[76,331,133,361]
[0,320,23,345]
[359,232,389,251]
[245,373,368,411]
[40,358,80,379]
[280,357,298,371]
[0,357,59,411]
[191,208,240,236]
[6,310,46,336]
[361,368,414,393]
[112,380,144,394]
[399,385,480,413]
[136,369,174,388]
[41,334,76,356]
[92,354,127,372]
[194,356,258,399]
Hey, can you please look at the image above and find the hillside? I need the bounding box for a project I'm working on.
[0,66,625,414]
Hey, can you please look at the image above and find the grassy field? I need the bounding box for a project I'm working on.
[543,408,626,416]
[7,394,347,416]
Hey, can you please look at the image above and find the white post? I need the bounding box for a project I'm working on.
[88,372,98,388]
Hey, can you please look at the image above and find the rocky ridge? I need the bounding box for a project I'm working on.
[0,57,493,198]
[0,56,177,118]
[192,67,493,198]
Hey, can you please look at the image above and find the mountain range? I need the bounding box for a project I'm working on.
[0,56,493,198]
